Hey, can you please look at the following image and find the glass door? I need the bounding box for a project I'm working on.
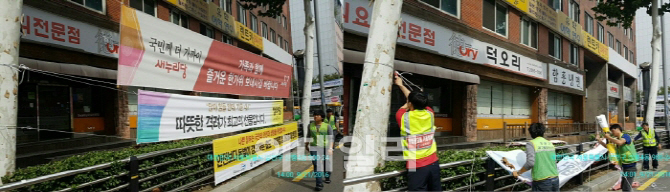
[38,85,72,140]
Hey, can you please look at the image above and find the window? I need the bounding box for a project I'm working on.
[129,0,156,16]
[237,2,247,26]
[624,28,628,38]
[548,0,562,11]
[570,43,579,65]
[569,0,579,23]
[250,14,258,34]
[630,51,634,62]
[548,92,573,119]
[549,32,562,59]
[520,18,537,48]
[285,40,290,52]
[261,22,268,39]
[282,15,287,29]
[624,46,629,59]
[477,81,531,116]
[608,32,614,48]
[483,0,508,36]
[69,0,105,12]
[270,29,276,43]
[222,35,232,44]
[585,13,594,36]
[278,36,283,47]
[200,23,214,38]
[220,0,232,14]
[616,40,621,54]
[171,10,189,28]
[630,30,634,40]
[420,0,459,16]
[598,23,604,42]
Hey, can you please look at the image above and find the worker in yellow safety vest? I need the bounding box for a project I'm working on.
[634,123,662,171]
[394,72,441,192]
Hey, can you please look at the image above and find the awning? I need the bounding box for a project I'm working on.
[19,57,117,80]
[343,49,479,84]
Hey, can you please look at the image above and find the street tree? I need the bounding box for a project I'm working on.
[591,0,670,127]
[0,0,22,183]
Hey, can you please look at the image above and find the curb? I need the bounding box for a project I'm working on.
[569,170,620,191]
[210,148,298,192]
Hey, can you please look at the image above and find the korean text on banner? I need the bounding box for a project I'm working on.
[549,64,584,91]
[582,31,609,60]
[235,21,264,50]
[118,5,291,98]
[136,90,284,143]
[207,2,236,37]
[213,122,299,184]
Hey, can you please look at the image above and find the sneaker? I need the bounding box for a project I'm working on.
[325,178,331,184]
[315,184,324,191]
[653,168,658,171]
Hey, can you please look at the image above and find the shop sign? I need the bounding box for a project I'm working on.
[166,0,208,21]
[312,78,344,90]
[311,87,343,99]
[624,87,632,102]
[235,21,264,50]
[136,90,284,144]
[21,6,119,58]
[607,81,620,98]
[548,64,583,91]
[343,0,546,80]
[207,2,236,37]
[213,122,298,184]
[310,96,340,106]
[582,31,609,60]
[118,6,290,98]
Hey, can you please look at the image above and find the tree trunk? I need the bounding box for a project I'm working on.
[344,0,403,191]
[301,0,315,142]
[117,86,131,139]
[646,0,662,127]
[0,0,22,182]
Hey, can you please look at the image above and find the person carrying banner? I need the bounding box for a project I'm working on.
[394,73,441,192]
[634,123,662,171]
[596,124,639,192]
[304,110,334,191]
[512,123,559,192]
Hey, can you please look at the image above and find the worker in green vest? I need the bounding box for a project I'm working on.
[634,123,662,171]
[303,110,333,191]
[596,124,639,192]
[394,72,441,191]
[326,108,343,137]
[512,123,559,191]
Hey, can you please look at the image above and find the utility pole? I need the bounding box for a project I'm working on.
[313,0,327,114]
[0,0,22,183]
[663,0,669,131]
[344,0,403,191]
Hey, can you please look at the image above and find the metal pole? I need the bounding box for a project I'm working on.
[663,0,669,131]
[313,1,327,114]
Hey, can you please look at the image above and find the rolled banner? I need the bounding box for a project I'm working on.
[596,114,610,133]
[607,143,618,163]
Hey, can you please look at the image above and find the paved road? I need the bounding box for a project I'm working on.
[243,145,345,192]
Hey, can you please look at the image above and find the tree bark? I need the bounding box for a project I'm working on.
[301,0,315,142]
[117,86,131,139]
[464,84,477,141]
[646,0,662,127]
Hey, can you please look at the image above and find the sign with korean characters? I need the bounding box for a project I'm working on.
[607,81,620,98]
[235,21,264,50]
[581,30,609,60]
[21,6,119,58]
[166,0,186,10]
[213,122,298,184]
[136,90,285,143]
[549,64,583,91]
[207,2,236,37]
[505,0,529,13]
[555,9,583,44]
[185,0,209,21]
[507,0,583,45]
[343,0,546,80]
[118,5,290,98]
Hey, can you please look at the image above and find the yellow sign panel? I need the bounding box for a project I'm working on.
[166,0,186,10]
[555,11,583,44]
[581,30,609,60]
[235,21,264,50]
[272,101,284,125]
[207,2,237,37]
[529,0,558,31]
[212,122,298,173]
[185,0,209,21]
[505,0,529,13]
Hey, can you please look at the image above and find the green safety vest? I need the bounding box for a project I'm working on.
[400,109,437,160]
[327,115,337,130]
[309,123,329,147]
[641,130,657,147]
[529,137,559,181]
[616,134,639,165]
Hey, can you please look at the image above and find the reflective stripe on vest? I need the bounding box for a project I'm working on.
[642,131,657,147]
[400,110,437,160]
[310,123,329,147]
[529,137,559,181]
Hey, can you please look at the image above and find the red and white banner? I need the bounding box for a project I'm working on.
[117,5,292,98]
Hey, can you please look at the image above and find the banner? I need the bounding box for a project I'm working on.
[486,141,608,187]
[118,5,291,98]
[213,122,299,184]
[312,78,344,90]
[136,90,284,143]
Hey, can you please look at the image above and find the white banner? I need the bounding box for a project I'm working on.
[344,0,546,80]
[137,90,284,143]
[312,78,344,90]
[22,6,119,58]
[486,140,608,187]
[549,64,584,91]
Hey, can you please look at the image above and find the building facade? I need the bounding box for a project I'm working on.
[342,0,638,142]
[16,0,294,145]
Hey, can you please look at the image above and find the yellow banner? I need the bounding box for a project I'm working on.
[213,122,298,173]
[207,2,237,37]
[272,101,284,125]
[505,0,529,13]
[582,30,609,60]
[166,0,186,10]
[555,10,583,44]
[235,21,264,50]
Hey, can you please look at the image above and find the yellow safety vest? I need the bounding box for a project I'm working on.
[642,130,657,147]
[400,109,437,160]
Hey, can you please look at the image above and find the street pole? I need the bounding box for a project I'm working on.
[0,0,22,183]
[313,1,328,114]
[301,0,316,143]
[663,0,669,130]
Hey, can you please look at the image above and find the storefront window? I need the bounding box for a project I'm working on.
[548,91,572,119]
[477,80,530,116]
[73,87,101,118]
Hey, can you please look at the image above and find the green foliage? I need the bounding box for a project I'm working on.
[591,0,670,28]
[1,137,214,192]
[312,73,342,83]
[238,0,287,18]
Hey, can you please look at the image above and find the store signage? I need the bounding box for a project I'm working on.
[207,2,236,37]
[21,6,119,58]
[311,96,340,106]
[166,0,208,21]
[213,122,298,184]
[235,21,264,50]
[118,6,290,98]
[311,87,343,99]
[548,64,583,91]
[582,31,609,61]
[624,87,632,102]
[136,90,284,143]
[607,81,620,98]
[312,79,344,90]
[343,0,546,80]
